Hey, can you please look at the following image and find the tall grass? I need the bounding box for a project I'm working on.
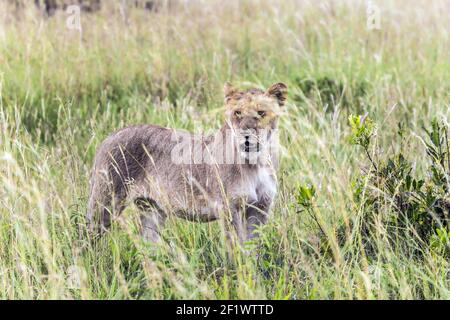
[0,0,449,299]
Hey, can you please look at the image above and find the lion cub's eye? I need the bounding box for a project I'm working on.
[257,110,266,117]
[234,110,242,117]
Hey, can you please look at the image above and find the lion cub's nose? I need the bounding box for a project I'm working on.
[244,137,250,147]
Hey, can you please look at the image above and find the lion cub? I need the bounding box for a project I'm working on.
[87,83,287,243]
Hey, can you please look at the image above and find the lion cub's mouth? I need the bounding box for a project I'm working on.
[240,135,260,153]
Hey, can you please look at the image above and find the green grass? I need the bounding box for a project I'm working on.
[0,0,449,299]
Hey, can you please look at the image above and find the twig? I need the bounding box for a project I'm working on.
[365,147,378,172]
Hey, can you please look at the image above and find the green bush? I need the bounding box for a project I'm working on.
[348,116,450,258]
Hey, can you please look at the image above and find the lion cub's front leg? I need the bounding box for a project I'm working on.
[226,198,244,244]
[245,198,271,240]
[228,196,271,243]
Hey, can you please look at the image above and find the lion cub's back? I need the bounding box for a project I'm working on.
[92,124,186,187]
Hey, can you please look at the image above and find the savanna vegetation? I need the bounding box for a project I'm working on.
[0,0,449,299]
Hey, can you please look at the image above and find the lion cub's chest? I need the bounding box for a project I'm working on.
[231,167,277,204]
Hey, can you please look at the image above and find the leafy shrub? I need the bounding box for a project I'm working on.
[348,116,450,258]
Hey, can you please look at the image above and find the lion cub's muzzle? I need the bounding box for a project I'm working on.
[237,130,261,156]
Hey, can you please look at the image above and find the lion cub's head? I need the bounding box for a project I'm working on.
[224,82,287,160]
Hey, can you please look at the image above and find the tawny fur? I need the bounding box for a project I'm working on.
[87,83,287,243]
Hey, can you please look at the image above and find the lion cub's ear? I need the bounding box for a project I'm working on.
[267,83,288,106]
[224,82,239,103]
